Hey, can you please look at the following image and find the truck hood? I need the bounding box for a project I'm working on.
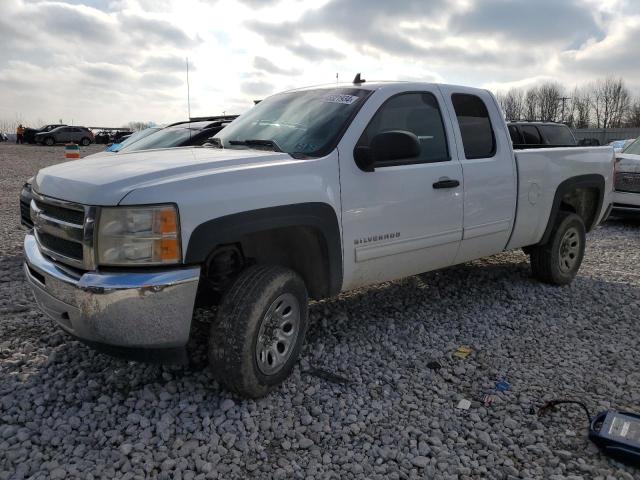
[616,153,640,173]
[34,147,296,205]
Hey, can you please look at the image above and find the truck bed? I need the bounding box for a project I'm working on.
[507,146,615,250]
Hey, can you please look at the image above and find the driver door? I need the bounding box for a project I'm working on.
[338,89,464,290]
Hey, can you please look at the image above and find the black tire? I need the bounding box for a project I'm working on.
[80,137,91,146]
[209,265,309,398]
[530,212,586,285]
[44,137,55,146]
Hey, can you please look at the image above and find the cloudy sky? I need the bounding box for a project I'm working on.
[0,0,638,127]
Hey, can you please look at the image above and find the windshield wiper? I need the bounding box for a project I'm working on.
[228,139,283,152]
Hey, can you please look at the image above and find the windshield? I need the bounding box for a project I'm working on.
[215,88,370,157]
[118,127,194,152]
[111,128,160,152]
[623,138,640,155]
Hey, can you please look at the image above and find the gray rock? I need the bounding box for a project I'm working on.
[411,456,429,468]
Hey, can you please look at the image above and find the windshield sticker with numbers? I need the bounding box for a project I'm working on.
[322,94,360,105]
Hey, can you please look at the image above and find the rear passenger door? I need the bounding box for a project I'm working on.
[438,86,518,263]
[71,128,84,142]
[57,128,72,143]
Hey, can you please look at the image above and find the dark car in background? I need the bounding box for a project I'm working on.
[23,124,67,144]
[34,126,94,146]
[95,129,134,145]
[507,122,577,149]
[116,117,237,153]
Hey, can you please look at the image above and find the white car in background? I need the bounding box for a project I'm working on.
[613,137,640,216]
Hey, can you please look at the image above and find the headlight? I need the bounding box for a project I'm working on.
[96,205,181,266]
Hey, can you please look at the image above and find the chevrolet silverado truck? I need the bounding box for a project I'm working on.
[24,81,615,397]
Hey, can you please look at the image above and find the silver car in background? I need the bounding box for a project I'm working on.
[34,126,95,146]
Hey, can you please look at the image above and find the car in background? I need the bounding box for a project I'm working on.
[608,139,635,153]
[115,117,237,154]
[95,129,134,145]
[105,127,161,152]
[508,122,577,149]
[34,126,94,146]
[612,137,640,216]
[577,138,601,146]
[85,127,163,159]
[24,124,67,144]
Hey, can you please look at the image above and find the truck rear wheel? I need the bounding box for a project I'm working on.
[209,265,308,398]
[530,212,586,285]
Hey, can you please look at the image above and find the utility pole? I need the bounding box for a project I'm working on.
[186,57,191,121]
[560,96,571,123]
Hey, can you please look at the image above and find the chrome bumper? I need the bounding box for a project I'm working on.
[24,232,200,349]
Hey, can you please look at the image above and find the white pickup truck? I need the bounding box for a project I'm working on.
[25,80,615,397]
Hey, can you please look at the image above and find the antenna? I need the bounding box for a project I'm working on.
[186,57,191,121]
[353,73,365,84]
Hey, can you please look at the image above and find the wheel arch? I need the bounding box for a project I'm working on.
[538,174,605,245]
[184,202,343,299]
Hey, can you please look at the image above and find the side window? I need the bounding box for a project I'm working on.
[539,125,576,146]
[357,92,449,165]
[521,125,542,144]
[508,125,523,144]
[451,93,496,159]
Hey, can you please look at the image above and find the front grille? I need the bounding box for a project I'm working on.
[20,200,32,227]
[31,193,94,269]
[34,199,84,225]
[38,232,83,260]
[615,172,640,194]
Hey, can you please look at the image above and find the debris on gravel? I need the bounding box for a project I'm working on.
[1,143,639,479]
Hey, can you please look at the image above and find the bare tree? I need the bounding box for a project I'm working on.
[536,82,564,122]
[570,87,592,129]
[624,99,640,128]
[496,88,525,121]
[591,77,631,129]
[125,121,154,131]
[524,87,539,121]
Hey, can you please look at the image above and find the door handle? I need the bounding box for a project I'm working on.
[432,178,460,189]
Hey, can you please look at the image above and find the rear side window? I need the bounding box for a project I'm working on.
[451,94,495,159]
[539,125,576,146]
[508,125,523,144]
[358,92,449,164]
[521,125,542,144]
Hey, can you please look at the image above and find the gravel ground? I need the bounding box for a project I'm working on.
[1,142,639,479]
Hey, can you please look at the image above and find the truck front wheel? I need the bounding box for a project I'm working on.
[530,212,586,285]
[209,265,309,398]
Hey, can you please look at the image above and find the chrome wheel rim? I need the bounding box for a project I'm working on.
[559,227,580,273]
[256,293,300,376]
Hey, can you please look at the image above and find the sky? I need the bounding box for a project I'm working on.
[0,0,638,127]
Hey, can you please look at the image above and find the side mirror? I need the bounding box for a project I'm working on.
[354,130,420,172]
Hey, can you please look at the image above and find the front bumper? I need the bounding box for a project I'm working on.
[612,191,640,216]
[24,232,200,354]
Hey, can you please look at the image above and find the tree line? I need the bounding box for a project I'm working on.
[496,77,640,129]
